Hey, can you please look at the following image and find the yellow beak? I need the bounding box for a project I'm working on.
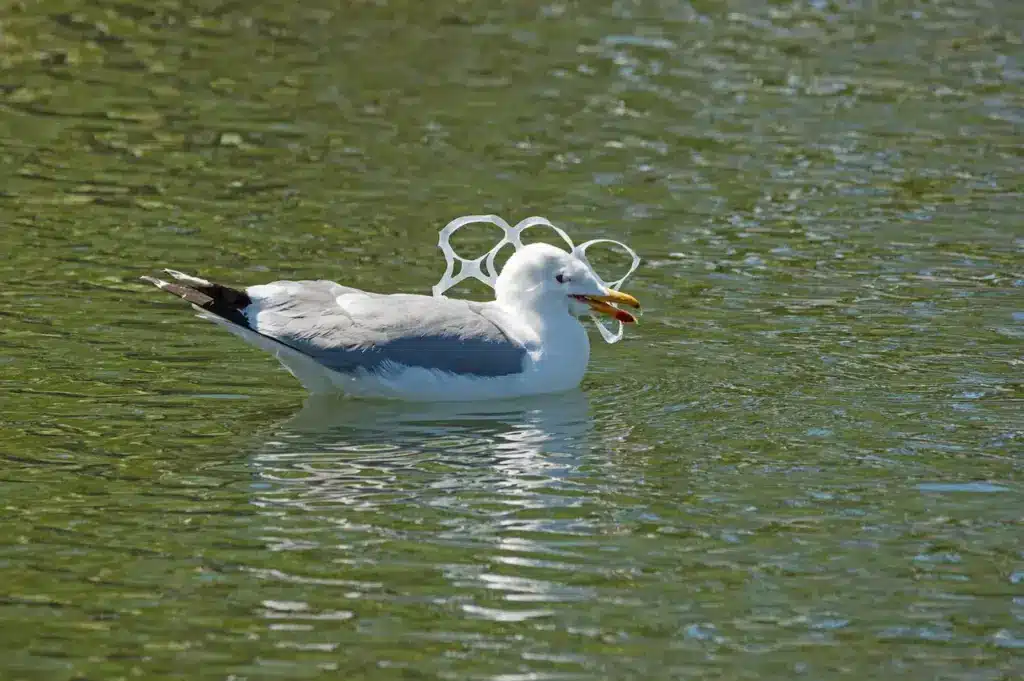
[572,290,640,323]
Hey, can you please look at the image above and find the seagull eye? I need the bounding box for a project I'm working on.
[555,273,570,284]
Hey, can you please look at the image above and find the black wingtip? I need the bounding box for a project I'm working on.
[142,271,251,329]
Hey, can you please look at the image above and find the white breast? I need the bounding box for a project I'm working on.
[519,315,591,394]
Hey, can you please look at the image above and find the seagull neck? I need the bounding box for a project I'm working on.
[497,295,579,341]
[498,289,555,315]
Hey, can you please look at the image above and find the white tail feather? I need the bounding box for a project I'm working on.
[140,275,172,290]
[164,269,212,286]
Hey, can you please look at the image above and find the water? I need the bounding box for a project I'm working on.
[1,1,1021,679]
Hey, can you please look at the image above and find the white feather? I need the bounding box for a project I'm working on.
[165,269,212,286]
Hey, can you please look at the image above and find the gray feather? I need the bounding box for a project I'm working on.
[246,281,527,377]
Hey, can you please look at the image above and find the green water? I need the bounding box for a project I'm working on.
[1,1,1021,679]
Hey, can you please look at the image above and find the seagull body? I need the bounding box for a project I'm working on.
[141,243,639,401]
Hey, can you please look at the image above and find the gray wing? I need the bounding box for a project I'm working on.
[244,281,527,377]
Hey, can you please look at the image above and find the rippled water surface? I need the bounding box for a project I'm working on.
[1,1,1022,679]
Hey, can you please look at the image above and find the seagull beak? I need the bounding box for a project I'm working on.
[571,290,641,324]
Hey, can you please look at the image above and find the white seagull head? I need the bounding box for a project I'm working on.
[494,243,639,323]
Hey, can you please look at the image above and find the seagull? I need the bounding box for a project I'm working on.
[141,243,640,401]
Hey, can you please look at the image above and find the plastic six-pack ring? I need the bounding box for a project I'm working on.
[431,215,640,343]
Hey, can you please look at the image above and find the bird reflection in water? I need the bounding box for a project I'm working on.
[249,391,595,512]
[246,392,619,625]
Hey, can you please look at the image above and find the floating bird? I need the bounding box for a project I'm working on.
[141,243,639,401]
